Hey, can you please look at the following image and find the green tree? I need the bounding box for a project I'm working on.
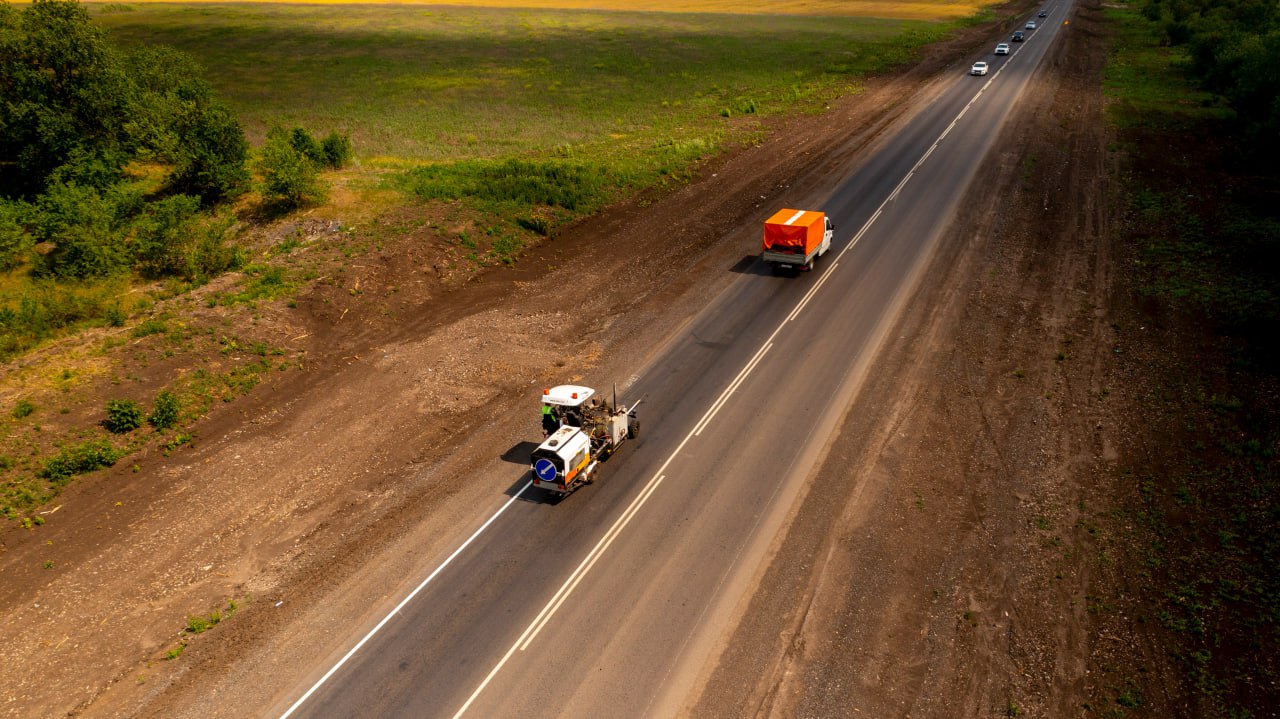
[1142,0,1280,163]
[169,102,249,203]
[132,194,202,279]
[33,181,135,279]
[0,199,33,270]
[289,127,324,165]
[0,0,135,198]
[0,1,248,203]
[127,46,248,202]
[257,126,326,210]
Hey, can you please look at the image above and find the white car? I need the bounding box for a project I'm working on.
[1026,20,1037,29]
[970,61,989,76]
[995,43,1010,55]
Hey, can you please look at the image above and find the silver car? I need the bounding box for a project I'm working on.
[970,61,989,76]
[995,43,1011,55]
[1026,20,1037,29]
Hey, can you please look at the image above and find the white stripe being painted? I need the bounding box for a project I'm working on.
[277,481,533,719]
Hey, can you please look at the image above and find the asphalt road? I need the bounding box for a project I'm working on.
[278,8,1073,718]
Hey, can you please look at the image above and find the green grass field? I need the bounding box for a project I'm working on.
[1102,3,1280,716]
[91,2,967,174]
[1102,4,1231,132]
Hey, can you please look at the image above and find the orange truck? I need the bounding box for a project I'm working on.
[761,208,834,271]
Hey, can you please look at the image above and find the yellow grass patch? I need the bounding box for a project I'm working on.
[113,0,986,21]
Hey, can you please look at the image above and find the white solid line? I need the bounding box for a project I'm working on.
[519,475,667,649]
[788,262,839,321]
[452,467,669,719]
[693,341,772,435]
[278,481,533,719]
[299,35,1022,718]
[455,41,1026,710]
[694,343,772,436]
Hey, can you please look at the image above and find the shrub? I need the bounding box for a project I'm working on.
[40,439,122,482]
[0,200,34,271]
[104,398,143,433]
[185,612,217,634]
[132,194,202,279]
[516,215,550,236]
[32,182,135,280]
[0,280,113,359]
[12,400,34,419]
[402,159,610,212]
[189,214,243,282]
[131,318,167,338]
[149,390,181,430]
[284,127,350,169]
[289,127,324,165]
[319,132,352,169]
[256,127,325,210]
[104,304,126,327]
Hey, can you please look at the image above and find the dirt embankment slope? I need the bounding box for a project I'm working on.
[692,0,1187,716]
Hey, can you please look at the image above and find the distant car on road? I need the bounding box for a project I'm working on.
[1026,20,1037,29]
[1012,30,1025,41]
[1038,10,1048,17]
[970,61,989,76]
[995,43,1010,55]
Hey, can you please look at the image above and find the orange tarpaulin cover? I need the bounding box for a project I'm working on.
[763,209,824,254]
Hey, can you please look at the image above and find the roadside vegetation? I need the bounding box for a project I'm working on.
[91,2,978,240]
[2,0,998,526]
[0,0,333,525]
[1104,0,1279,714]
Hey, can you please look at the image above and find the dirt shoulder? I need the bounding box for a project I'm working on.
[0,4,1042,717]
[691,0,1186,716]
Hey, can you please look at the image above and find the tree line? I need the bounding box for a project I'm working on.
[0,0,349,283]
[1140,0,1280,161]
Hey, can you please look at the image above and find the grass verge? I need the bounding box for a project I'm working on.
[1104,2,1279,715]
[0,331,293,524]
